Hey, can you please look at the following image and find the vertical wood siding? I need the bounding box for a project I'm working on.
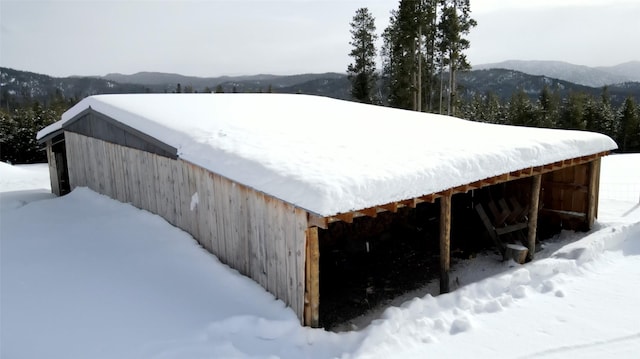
[46,143,60,196]
[65,132,308,321]
[542,162,590,214]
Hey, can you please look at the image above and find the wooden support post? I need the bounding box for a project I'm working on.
[304,226,320,327]
[439,191,452,294]
[527,174,542,261]
[586,158,601,229]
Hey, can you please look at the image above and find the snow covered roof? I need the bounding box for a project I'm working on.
[38,93,618,217]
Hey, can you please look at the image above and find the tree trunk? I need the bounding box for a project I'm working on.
[447,52,453,115]
[427,10,437,112]
[439,57,445,114]
[451,56,456,116]
[417,25,422,112]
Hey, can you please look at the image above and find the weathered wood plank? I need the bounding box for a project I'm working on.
[119,144,131,203]
[440,192,452,294]
[239,185,251,275]
[527,174,542,260]
[98,139,110,195]
[586,158,601,229]
[304,226,320,327]
[146,151,159,215]
[294,208,307,321]
[170,159,183,228]
[175,160,189,231]
[194,166,212,252]
[220,174,233,265]
[73,133,88,188]
[256,192,269,288]
[183,162,200,240]
[246,189,260,282]
[203,171,218,259]
[275,201,287,301]
[46,142,60,195]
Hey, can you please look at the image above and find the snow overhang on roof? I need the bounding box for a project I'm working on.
[38,93,618,217]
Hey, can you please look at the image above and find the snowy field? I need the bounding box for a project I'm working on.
[1,154,639,358]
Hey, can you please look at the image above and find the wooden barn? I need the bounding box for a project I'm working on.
[37,94,617,327]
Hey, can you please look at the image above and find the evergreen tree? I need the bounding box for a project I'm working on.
[215,85,224,93]
[507,88,535,126]
[460,91,501,124]
[0,96,70,164]
[617,96,639,152]
[560,92,587,130]
[598,87,616,138]
[422,0,439,112]
[347,7,378,104]
[382,6,415,110]
[381,0,433,111]
[537,84,560,128]
[583,87,616,138]
[437,0,476,116]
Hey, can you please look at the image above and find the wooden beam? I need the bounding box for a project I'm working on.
[586,158,601,229]
[335,212,354,224]
[359,207,378,218]
[307,213,327,229]
[402,198,419,208]
[439,191,452,294]
[452,184,471,194]
[381,202,398,213]
[527,174,542,261]
[304,227,320,327]
[420,194,437,203]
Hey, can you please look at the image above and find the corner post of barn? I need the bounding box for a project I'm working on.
[304,226,320,327]
[439,190,452,294]
[586,158,601,229]
[527,174,542,261]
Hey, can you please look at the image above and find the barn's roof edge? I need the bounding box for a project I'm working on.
[310,150,611,228]
[38,107,178,158]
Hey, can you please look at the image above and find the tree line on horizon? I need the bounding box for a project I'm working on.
[458,86,640,152]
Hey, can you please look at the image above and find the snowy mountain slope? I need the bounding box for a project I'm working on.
[596,61,640,83]
[474,60,639,87]
[1,154,639,358]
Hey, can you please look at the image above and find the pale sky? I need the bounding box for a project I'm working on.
[1,0,639,77]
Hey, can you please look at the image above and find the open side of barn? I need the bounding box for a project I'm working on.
[38,94,617,328]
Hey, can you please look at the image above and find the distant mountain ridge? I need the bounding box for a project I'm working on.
[2,64,639,109]
[474,60,640,87]
[100,72,347,93]
[0,67,148,102]
[456,69,640,107]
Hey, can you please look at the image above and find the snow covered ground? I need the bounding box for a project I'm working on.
[1,154,639,358]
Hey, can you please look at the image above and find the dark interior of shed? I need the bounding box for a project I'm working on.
[317,177,560,330]
[318,192,487,329]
